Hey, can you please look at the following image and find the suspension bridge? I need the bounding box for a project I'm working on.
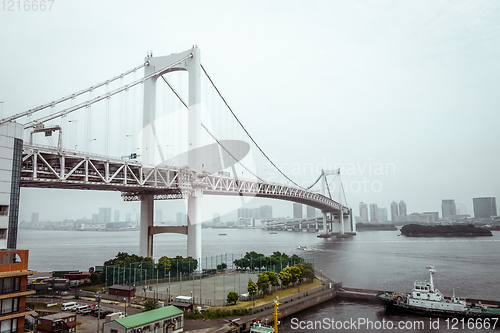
[0,46,353,262]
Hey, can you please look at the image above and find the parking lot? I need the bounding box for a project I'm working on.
[45,299,143,333]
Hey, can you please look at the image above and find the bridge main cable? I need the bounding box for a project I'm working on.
[200,64,307,190]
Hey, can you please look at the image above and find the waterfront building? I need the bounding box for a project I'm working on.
[306,206,317,218]
[0,249,37,333]
[379,208,388,222]
[390,201,398,222]
[0,122,23,249]
[369,203,378,222]
[98,207,111,223]
[293,203,303,219]
[399,201,407,216]
[31,213,39,224]
[423,212,439,222]
[102,306,183,333]
[359,202,368,222]
[442,199,457,218]
[37,313,76,333]
[237,208,251,219]
[155,209,163,223]
[114,210,120,222]
[473,197,497,219]
[260,205,273,219]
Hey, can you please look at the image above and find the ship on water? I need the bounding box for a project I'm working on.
[378,266,500,317]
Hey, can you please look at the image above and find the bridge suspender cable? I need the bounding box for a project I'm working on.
[21,54,194,129]
[200,64,307,190]
[0,63,146,124]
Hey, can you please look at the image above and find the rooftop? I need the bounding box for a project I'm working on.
[114,306,183,329]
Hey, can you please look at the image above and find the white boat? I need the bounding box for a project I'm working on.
[378,266,500,317]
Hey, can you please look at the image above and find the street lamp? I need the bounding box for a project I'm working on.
[95,294,102,333]
[123,298,127,317]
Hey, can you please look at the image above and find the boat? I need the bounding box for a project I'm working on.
[378,266,500,317]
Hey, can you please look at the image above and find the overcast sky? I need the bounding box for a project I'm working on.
[1,0,499,222]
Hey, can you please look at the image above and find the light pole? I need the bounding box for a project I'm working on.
[95,294,102,333]
[123,298,127,316]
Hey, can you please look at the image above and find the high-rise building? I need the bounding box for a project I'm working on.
[98,208,111,223]
[176,212,186,225]
[369,203,378,222]
[114,210,120,222]
[359,202,368,222]
[252,208,261,219]
[442,200,457,218]
[155,209,163,223]
[293,203,303,219]
[379,208,388,222]
[126,213,131,222]
[0,122,24,249]
[306,206,317,218]
[390,201,398,222]
[31,212,39,224]
[260,205,273,219]
[237,208,251,219]
[473,197,497,219]
[398,201,407,216]
[0,249,37,332]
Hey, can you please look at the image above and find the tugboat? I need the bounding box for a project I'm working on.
[378,266,500,317]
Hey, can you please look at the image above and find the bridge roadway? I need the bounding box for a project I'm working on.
[21,143,349,214]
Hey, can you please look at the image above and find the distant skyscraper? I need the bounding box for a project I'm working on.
[442,200,457,218]
[293,203,303,219]
[369,204,378,222]
[473,197,497,219]
[237,208,251,219]
[380,208,388,222]
[92,214,99,223]
[155,209,163,222]
[98,208,111,223]
[114,210,120,222]
[306,206,317,218]
[390,201,399,222]
[359,202,368,222]
[31,212,39,224]
[126,213,131,222]
[398,201,407,216]
[176,212,186,225]
[260,205,273,219]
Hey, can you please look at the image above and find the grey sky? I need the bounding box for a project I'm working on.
[1,1,499,221]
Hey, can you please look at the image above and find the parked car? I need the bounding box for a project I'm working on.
[99,310,113,319]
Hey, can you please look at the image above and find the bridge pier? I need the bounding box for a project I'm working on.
[322,211,328,234]
[187,188,202,264]
[140,194,154,257]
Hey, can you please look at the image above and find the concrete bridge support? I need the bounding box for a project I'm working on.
[140,194,154,257]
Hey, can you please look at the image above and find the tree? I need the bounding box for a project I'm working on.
[143,299,158,311]
[157,256,171,272]
[217,263,227,271]
[247,278,257,307]
[278,268,292,288]
[227,292,239,305]
[257,273,270,295]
